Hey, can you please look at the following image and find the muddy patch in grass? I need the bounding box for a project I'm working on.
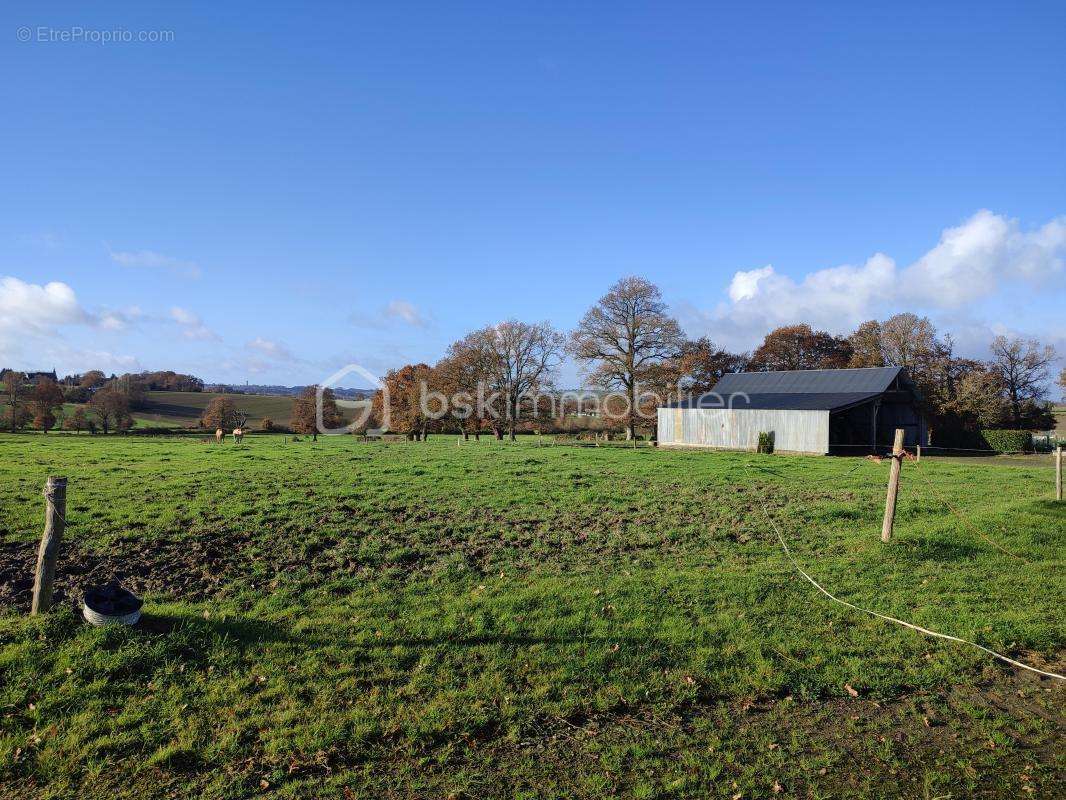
[0,531,355,613]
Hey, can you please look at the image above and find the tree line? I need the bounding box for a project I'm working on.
[0,369,203,433]
[363,277,1061,444]
[2,278,1060,442]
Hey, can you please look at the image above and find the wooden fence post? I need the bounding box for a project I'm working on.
[916,444,921,463]
[881,429,905,543]
[1056,446,1062,501]
[31,476,67,615]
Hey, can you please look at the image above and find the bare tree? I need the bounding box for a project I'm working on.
[88,386,132,434]
[847,320,886,368]
[988,335,1057,426]
[475,320,564,440]
[2,370,25,432]
[570,277,684,440]
[879,313,938,370]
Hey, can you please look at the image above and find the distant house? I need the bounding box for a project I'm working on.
[658,366,927,455]
[25,370,58,385]
[1,369,58,387]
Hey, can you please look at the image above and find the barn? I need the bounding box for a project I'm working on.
[657,366,928,455]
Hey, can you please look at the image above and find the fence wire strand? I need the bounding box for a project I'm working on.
[755,461,1064,681]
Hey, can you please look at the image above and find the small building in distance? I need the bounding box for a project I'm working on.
[1,369,58,387]
[657,366,927,455]
[25,370,58,385]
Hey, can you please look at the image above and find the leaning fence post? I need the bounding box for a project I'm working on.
[31,476,67,615]
[881,429,905,543]
[1056,446,1062,501]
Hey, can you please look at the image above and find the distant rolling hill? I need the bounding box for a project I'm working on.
[131,391,369,429]
[133,391,298,428]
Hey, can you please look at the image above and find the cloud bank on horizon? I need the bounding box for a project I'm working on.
[2,210,1064,384]
[681,210,1065,356]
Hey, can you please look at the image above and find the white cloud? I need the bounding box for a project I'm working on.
[0,277,93,333]
[107,245,202,278]
[901,210,1065,305]
[247,337,296,361]
[169,306,217,340]
[727,265,775,303]
[384,300,430,327]
[689,210,1066,351]
[99,306,145,331]
[350,299,432,329]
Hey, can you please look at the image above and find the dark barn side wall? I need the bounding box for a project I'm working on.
[829,401,878,447]
[877,402,926,447]
[830,399,927,449]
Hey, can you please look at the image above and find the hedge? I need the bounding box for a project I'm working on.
[979,429,1033,453]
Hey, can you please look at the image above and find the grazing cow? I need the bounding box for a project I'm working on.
[215,428,224,444]
[232,427,244,445]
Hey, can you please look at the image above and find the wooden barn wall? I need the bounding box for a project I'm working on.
[658,408,829,453]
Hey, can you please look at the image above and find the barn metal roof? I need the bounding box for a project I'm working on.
[711,366,903,395]
[668,391,884,411]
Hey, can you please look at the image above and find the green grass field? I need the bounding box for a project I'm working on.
[0,434,1062,799]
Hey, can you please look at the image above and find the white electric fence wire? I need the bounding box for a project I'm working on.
[758,503,1065,682]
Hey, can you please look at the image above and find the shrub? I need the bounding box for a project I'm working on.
[2,405,31,431]
[980,429,1032,453]
[33,410,56,432]
[260,417,275,432]
[63,407,89,433]
[757,431,775,454]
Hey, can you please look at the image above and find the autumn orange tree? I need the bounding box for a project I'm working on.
[291,385,343,441]
[435,332,498,439]
[199,397,239,431]
[31,378,65,432]
[372,364,436,440]
[749,324,852,371]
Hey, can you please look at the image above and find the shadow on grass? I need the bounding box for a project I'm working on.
[897,537,987,563]
[136,611,686,654]
[1029,499,1065,517]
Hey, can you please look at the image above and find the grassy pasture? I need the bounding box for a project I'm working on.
[0,434,1062,799]
[129,391,297,428]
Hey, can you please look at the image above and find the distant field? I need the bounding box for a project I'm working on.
[132,391,296,428]
[1053,404,1065,437]
[0,435,1061,798]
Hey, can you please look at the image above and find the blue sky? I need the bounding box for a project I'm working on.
[2,2,1064,388]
